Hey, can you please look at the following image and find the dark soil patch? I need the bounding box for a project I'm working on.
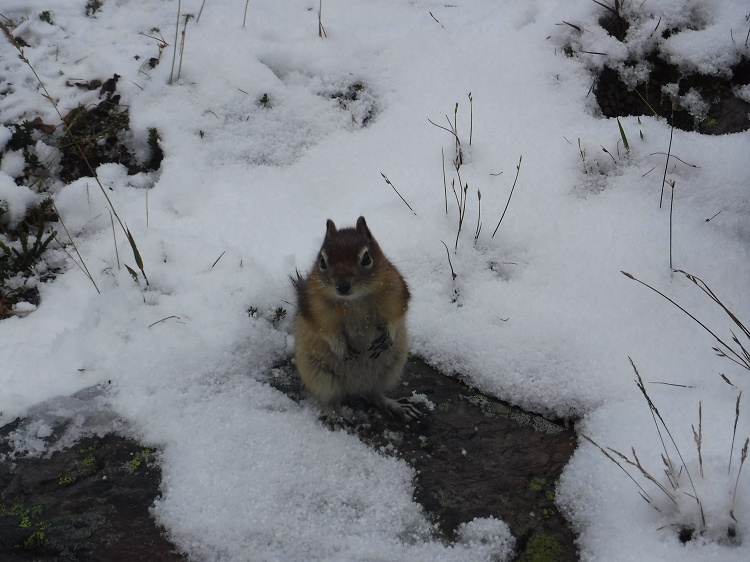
[58,91,162,183]
[271,357,579,561]
[0,425,184,562]
[587,6,750,134]
[596,55,750,134]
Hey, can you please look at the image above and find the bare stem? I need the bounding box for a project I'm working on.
[492,155,522,237]
[659,103,675,208]
[380,173,417,216]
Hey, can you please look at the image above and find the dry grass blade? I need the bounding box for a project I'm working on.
[617,117,629,151]
[380,173,417,216]
[622,272,744,369]
[633,88,659,117]
[108,210,120,270]
[1,23,149,284]
[729,392,743,474]
[318,0,327,38]
[491,155,522,238]
[177,14,193,81]
[732,438,749,509]
[630,358,702,517]
[581,433,661,510]
[169,0,181,84]
[46,200,100,294]
[591,0,619,15]
[474,190,482,243]
[628,447,679,504]
[560,21,582,33]
[453,182,468,250]
[673,269,750,343]
[441,147,448,214]
[692,402,703,478]
[467,92,473,145]
[659,103,676,208]
[669,180,675,270]
[649,153,698,168]
[440,241,457,280]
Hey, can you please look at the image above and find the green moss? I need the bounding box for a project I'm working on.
[129,448,154,471]
[519,533,563,562]
[540,507,558,518]
[22,524,49,551]
[1,503,49,551]
[528,477,548,492]
[59,474,75,486]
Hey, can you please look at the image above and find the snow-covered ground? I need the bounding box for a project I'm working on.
[1,0,749,560]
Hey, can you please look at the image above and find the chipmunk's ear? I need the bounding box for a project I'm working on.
[355,216,372,240]
[325,219,337,238]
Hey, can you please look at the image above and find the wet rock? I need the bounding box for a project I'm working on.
[0,429,184,562]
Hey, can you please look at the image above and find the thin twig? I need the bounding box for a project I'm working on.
[211,251,226,268]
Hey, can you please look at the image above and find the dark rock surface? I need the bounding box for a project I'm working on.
[0,425,184,562]
[272,357,579,561]
[1,357,579,561]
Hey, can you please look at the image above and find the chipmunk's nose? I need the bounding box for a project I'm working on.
[335,280,351,295]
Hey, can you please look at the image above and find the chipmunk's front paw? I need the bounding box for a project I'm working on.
[368,326,393,359]
[343,339,360,361]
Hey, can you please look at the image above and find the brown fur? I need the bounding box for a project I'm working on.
[293,217,418,425]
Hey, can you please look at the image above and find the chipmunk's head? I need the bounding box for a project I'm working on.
[317,216,382,300]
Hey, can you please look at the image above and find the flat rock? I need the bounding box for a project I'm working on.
[0,427,183,562]
[272,357,580,561]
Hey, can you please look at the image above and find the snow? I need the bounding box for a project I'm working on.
[1,0,750,560]
[0,172,39,227]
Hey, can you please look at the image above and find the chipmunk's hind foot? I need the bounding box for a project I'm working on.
[379,396,420,422]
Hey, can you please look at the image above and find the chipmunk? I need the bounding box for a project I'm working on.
[293,216,419,427]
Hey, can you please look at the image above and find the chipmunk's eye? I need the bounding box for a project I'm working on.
[360,251,372,267]
[319,255,327,270]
